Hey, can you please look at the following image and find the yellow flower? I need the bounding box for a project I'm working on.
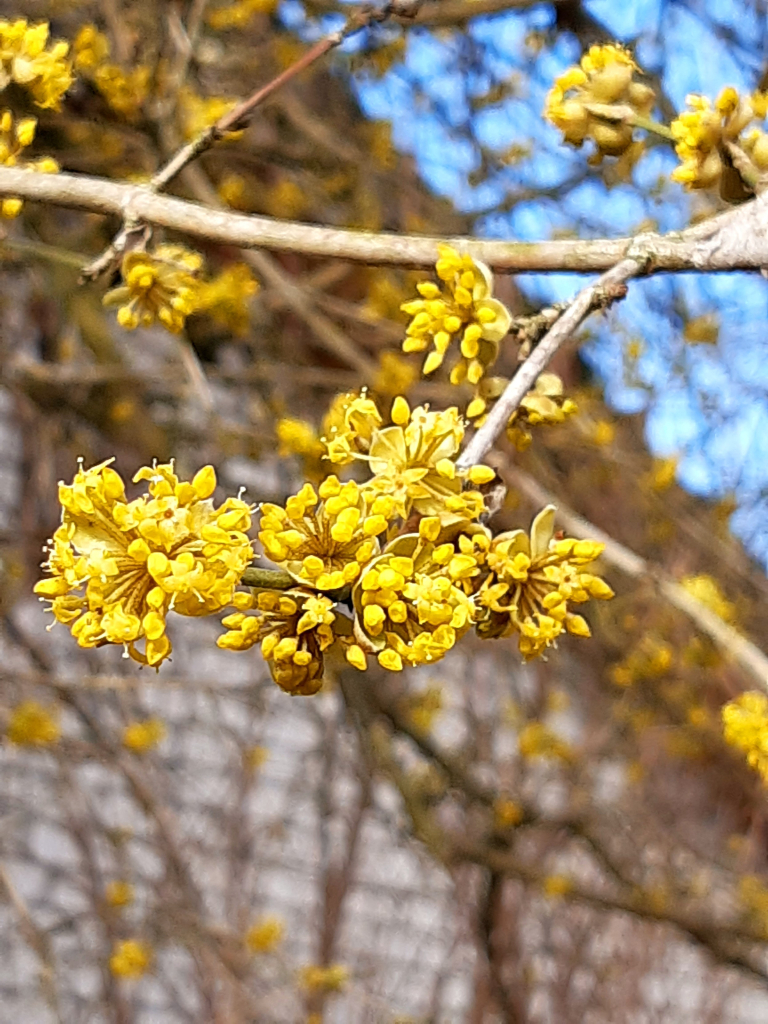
[193,263,258,335]
[501,372,578,449]
[722,691,768,783]
[245,915,284,953]
[7,700,60,746]
[208,0,280,31]
[336,395,493,522]
[258,476,390,592]
[542,874,573,898]
[109,939,152,979]
[518,721,572,761]
[105,880,134,908]
[299,963,349,993]
[321,390,383,466]
[671,87,757,190]
[403,685,443,733]
[72,24,110,72]
[103,245,203,334]
[177,86,239,140]
[276,417,324,460]
[0,108,59,218]
[218,588,335,695]
[122,718,166,753]
[93,63,151,119]
[34,460,254,668]
[476,505,613,659]
[352,519,483,671]
[372,351,418,398]
[0,20,73,109]
[493,798,523,829]
[401,245,511,385]
[544,44,654,161]
[680,574,736,624]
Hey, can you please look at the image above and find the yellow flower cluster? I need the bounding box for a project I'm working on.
[245,915,284,954]
[105,880,134,908]
[177,86,240,141]
[722,691,768,783]
[401,245,511,385]
[104,245,204,333]
[0,19,72,109]
[193,263,259,335]
[0,109,59,218]
[110,939,152,979]
[34,460,254,668]
[476,505,613,659]
[323,394,493,520]
[123,718,166,753]
[465,371,578,444]
[277,417,325,460]
[299,963,349,993]
[208,0,281,31]
[670,88,764,190]
[73,24,150,119]
[6,700,60,746]
[544,44,655,161]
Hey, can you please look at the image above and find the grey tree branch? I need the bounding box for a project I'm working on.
[2,167,768,271]
[456,258,640,469]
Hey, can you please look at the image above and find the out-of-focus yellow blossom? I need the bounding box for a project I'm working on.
[245,915,284,953]
[544,44,655,161]
[178,87,239,140]
[7,700,60,746]
[109,939,152,979]
[497,372,578,449]
[610,636,673,687]
[193,263,258,335]
[401,246,511,385]
[276,417,324,460]
[208,0,280,30]
[518,721,572,762]
[93,63,151,119]
[258,477,391,592]
[72,24,109,72]
[645,456,677,492]
[670,87,765,191]
[363,273,409,322]
[299,963,349,993]
[683,313,719,345]
[404,685,443,733]
[218,171,248,208]
[104,245,203,334]
[122,718,166,753]
[372,351,418,398]
[0,109,58,217]
[264,178,307,219]
[542,874,573,898]
[591,419,615,446]
[105,880,134,908]
[34,460,254,668]
[244,745,268,770]
[722,691,768,783]
[493,797,523,829]
[218,588,335,695]
[680,574,736,624]
[739,876,768,937]
[352,520,482,672]
[476,505,613,659]
[0,20,72,109]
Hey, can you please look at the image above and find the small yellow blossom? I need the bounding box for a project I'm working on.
[258,476,390,592]
[208,0,280,30]
[72,24,109,72]
[93,63,151,119]
[544,44,655,162]
[122,718,166,753]
[0,109,59,218]
[299,963,349,993]
[321,390,383,465]
[0,19,73,109]
[591,419,615,446]
[476,505,613,659]
[542,874,573,898]
[104,245,203,334]
[670,87,763,191]
[680,574,736,624]
[178,86,239,141]
[645,456,677,492]
[401,245,511,385]
[193,263,258,335]
[264,178,307,219]
[518,721,572,762]
[109,939,152,979]
[501,372,578,449]
[218,589,335,695]
[105,880,134,908]
[493,797,523,829]
[244,745,269,770]
[245,915,284,953]
[722,691,768,783]
[7,700,60,746]
[34,460,254,668]
[372,351,418,398]
[352,522,483,671]
[276,418,323,460]
[403,685,443,733]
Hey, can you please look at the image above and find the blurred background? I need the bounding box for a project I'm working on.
[3,0,768,1020]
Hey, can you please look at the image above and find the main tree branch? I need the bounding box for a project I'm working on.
[2,167,768,272]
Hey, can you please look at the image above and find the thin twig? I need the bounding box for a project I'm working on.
[456,258,640,469]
